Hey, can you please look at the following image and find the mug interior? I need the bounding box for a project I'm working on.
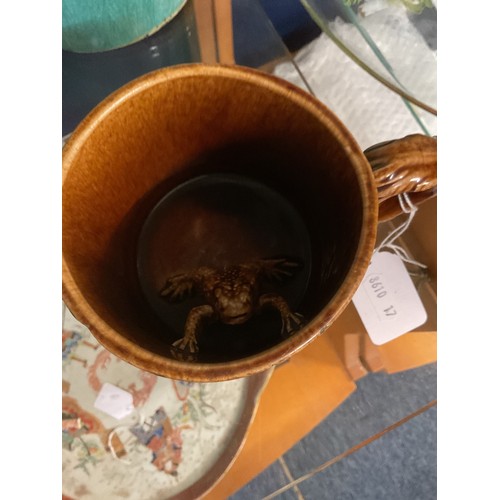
[62,65,375,378]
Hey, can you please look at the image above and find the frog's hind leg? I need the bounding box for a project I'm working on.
[258,294,304,337]
[171,305,215,361]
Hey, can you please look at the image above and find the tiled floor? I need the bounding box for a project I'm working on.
[230,363,437,500]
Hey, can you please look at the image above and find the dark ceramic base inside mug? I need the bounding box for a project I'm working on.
[136,173,312,362]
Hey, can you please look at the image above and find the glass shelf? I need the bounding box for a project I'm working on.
[300,0,437,115]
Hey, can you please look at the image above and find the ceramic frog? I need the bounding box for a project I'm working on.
[160,258,304,356]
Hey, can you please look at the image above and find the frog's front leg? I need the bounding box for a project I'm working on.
[258,294,304,337]
[172,305,215,358]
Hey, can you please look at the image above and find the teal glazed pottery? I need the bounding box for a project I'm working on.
[63,0,188,53]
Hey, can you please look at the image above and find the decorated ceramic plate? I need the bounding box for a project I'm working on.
[62,305,270,499]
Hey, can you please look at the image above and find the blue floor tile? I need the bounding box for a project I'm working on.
[283,363,436,478]
[229,459,297,500]
[297,406,437,500]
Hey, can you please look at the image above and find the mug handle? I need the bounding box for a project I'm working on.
[364,134,437,221]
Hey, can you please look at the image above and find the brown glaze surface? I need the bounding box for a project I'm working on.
[364,134,437,221]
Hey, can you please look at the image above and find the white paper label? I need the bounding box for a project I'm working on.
[94,383,135,420]
[352,251,427,345]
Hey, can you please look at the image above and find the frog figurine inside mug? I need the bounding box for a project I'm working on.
[160,257,305,360]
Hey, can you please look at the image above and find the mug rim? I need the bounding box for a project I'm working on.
[62,63,378,382]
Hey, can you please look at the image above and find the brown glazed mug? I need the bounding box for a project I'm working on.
[62,64,436,382]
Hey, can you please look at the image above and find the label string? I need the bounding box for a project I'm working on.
[374,192,428,270]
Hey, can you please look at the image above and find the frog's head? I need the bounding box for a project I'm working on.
[213,287,254,325]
